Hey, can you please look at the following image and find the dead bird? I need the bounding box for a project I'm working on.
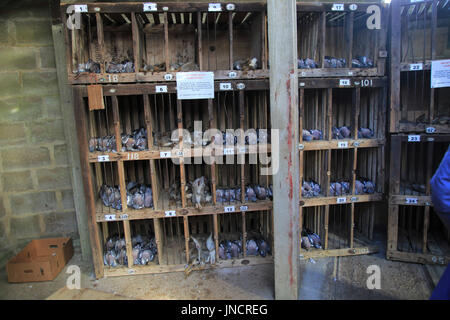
[330,182,343,196]
[142,62,166,72]
[362,179,376,194]
[245,185,258,202]
[340,181,350,195]
[310,129,323,140]
[169,182,182,203]
[355,179,365,195]
[106,60,135,73]
[302,129,313,142]
[230,241,240,258]
[352,56,374,68]
[100,184,114,207]
[139,249,155,265]
[75,59,101,74]
[302,180,321,198]
[169,61,199,72]
[332,126,351,139]
[301,236,311,251]
[411,183,426,194]
[206,233,216,265]
[233,57,258,71]
[144,186,153,208]
[246,239,259,256]
[256,238,270,257]
[112,187,122,210]
[298,58,318,69]
[114,238,126,253]
[191,236,202,263]
[117,247,127,266]
[103,250,118,267]
[254,185,269,200]
[218,242,227,260]
[358,127,374,139]
[305,229,322,249]
[89,137,97,152]
[191,176,210,209]
[132,244,141,265]
[324,56,346,68]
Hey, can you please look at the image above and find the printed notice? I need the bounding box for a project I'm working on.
[176,72,214,100]
[431,59,450,88]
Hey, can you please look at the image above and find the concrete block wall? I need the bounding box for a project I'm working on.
[0,0,78,267]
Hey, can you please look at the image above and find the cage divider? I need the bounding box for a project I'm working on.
[131,12,141,73]
[164,12,170,71]
[95,13,106,73]
[228,12,233,70]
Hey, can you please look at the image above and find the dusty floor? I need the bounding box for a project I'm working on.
[0,238,444,300]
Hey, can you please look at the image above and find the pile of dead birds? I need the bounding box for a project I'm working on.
[302,129,323,141]
[99,182,153,210]
[352,56,374,68]
[324,56,347,68]
[75,59,101,74]
[216,184,273,203]
[169,177,213,209]
[329,181,351,196]
[218,237,271,259]
[331,126,374,139]
[233,57,259,71]
[301,180,321,198]
[103,234,157,267]
[355,178,376,195]
[298,58,318,69]
[301,229,322,250]
[89,128,148,152]
[106,60,135,73]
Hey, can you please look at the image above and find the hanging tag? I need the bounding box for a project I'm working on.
[87,85,105,110]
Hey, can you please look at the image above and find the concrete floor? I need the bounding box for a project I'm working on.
[0,241,443,300]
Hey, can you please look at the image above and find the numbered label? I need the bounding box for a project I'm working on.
[300,71,306,77]
[176,150,184,157]
[338,141,348,148]
[224,206,235,213]
[165,210,176,217]
[160,151,172,158]
[98,155,110,162]
[426,127,436,134]
[143,3,157,11]
[405,198,418,204]
[74,5,88,12]
[361,79,373,87]
[349,4,358,11]
[108,74,119,82]
[408,135,421,142]
[332,3,345,11]
[240,205,248,212]
[119,214,128,220]
[220,82,232,91]
[105,214,116,221]
[126,153,139,160]
[236,83,246,90]
[226,3,235,11]
[208,3,222,11]
[224,148,234,155]
[410,63,423,71]
[164,74,173,81]
[348,71,354,76]
[228,71,237,78]
[337,197,347,204]
[339,79,350,86]
[156,85,168,93]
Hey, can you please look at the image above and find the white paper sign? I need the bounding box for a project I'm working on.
[176,72,214,100]
[431,59,450,88]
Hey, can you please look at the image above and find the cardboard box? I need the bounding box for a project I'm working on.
[6,237,74,283]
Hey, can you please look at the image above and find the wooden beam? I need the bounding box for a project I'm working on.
[268,0,299,300]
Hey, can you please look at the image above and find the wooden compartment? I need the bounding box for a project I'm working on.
[390,0,450,133]
[389,134,450,206]
[296,2,388,78]
[398,0,450,67]
[299,79,387,151]
[387,205,450,265]
[299,204,379,259]
[62,2,268,84]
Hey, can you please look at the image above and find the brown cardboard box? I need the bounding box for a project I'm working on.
[6,238,74,283]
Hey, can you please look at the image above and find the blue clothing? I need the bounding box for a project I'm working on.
[429,145,450,300]
[430,146,450,213]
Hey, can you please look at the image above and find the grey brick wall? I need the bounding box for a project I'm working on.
[0,0,78,267]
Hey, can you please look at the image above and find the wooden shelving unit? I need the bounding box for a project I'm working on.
[298,77,387,258]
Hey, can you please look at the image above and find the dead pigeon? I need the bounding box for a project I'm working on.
[132,245,141,265]
[142,62,166,72]
[117,248,127,266]
[339,126,351,139]
[254,185,268,200]
[191,236,202,262]
[310,129,323,140]
[245,186,257,202]
[324,56,346,68]
[358,127,374,139]
[219,242,226,260]
[206,233,216,264]
[305,229,322,249]
[103,250,117,267]
[144,186,153,208]
[355,179,365,195]
[298,58,318,69]
[330,182,343,196]
[234,57,258,71]
[302,129,313,142]
[363,179,376,194]
[192,177,206,209]
[246,239,259,256]
[257,239,270,257]
[139,249,154,265]
[301,236,311,250]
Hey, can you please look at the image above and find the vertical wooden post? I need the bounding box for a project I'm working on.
[390,0,401,132]
[95,13,106,73]
[345,12,354,68]
[164,12,170,71]
[268,0,299,300]
[131,12,141,73]
[229,12,234,70]
[197,12,203,71]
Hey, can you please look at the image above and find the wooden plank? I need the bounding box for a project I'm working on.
[390,0,401,132]
[388,250,449,265]
[96,13,106,73]
[300,246,379,259]
[164,12,170,71]
[73,86,103,278]
[229,12,233,70]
